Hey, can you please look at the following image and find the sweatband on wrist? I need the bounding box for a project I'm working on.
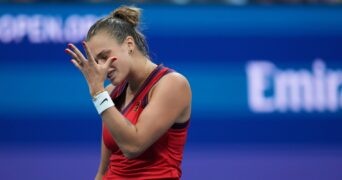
[92,91,114,115]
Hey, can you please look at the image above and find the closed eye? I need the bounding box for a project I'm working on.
[95,49,111,63]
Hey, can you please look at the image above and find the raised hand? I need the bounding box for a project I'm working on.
[65,41,116,96]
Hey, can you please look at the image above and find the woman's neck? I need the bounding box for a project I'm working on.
[126,57,157,94]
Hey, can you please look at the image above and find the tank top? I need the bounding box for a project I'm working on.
[103,64,190,180]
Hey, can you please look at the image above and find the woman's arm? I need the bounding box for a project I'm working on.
[101,73,191,159]
[94,134,111,180]
[95,85,114,180]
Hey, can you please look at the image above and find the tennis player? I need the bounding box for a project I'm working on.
[65,5,191,180]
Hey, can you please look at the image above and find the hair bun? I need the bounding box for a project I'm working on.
[111,6,141,27]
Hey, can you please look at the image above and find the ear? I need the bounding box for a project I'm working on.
[124,36,135,54]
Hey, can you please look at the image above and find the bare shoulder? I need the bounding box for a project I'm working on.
[156,72,191,94]
[149,72,191,123]
[149,71,192,109]
[165,72,190,84]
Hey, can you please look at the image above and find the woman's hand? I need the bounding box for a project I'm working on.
[65,42,116,96]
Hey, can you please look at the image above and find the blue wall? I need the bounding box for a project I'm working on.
[1,4,342,180]
[1,5,342,145]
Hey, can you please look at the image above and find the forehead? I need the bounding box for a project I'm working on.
[87,31,120,55]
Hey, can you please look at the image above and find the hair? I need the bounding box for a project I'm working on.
[86,6,148,57]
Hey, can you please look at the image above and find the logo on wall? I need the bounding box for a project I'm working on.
[0,14,101,43]
[246,59,342,113]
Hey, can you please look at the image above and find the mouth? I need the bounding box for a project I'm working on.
[107,70,116,79]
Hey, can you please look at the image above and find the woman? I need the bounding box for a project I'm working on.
[65,6,191,180]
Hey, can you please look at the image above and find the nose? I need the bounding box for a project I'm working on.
[109,57,117,62]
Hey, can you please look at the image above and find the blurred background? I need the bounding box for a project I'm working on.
[0,1,342,180]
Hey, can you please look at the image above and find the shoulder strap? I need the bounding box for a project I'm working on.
[110,80,127,100]
[122,65,172,114]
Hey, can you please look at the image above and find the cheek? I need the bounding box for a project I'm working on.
[117,65,129,78]
[113,62,128,79]
[116,57,130,71]
[112,71,127,85]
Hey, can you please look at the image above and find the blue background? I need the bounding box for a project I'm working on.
[1,4,342,180]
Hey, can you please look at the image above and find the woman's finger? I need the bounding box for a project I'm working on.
[70,59,83,71]
[104,57,117,69]
[65,48,82,65]
[68,43,87,64]
[82,41,96,65]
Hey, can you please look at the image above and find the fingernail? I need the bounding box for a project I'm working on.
[68,44,72,48]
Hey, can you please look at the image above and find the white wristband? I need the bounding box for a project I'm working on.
[92,91,115,115]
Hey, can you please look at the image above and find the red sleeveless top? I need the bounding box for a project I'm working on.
[103,65,190,180]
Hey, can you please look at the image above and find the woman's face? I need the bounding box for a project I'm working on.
[87,31,132,85]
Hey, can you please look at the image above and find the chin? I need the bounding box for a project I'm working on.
[110,79,118,86]
[110,77,122,86]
